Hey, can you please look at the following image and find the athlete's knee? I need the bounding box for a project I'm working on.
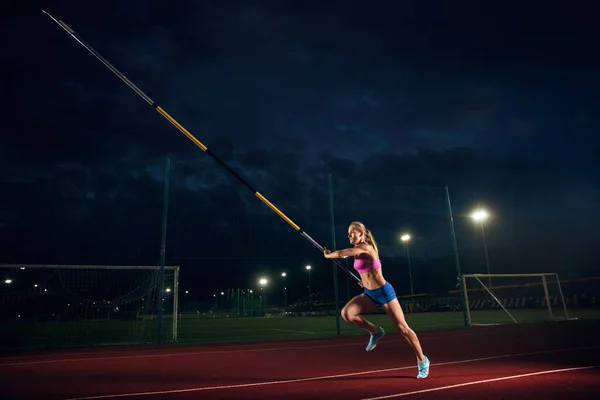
[341,306,357,322]
[340,308,352,322]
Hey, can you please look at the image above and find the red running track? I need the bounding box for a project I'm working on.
[1,318,599,400]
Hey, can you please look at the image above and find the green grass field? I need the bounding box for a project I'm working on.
[176,308,600,344]
[177,312,465,343]
[2,308,599,352]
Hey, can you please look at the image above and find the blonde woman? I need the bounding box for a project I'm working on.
[324,221,430,379]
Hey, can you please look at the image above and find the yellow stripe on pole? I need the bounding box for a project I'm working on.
[156,106,208,152]
[255,192,301,231]
[42,8,362,284]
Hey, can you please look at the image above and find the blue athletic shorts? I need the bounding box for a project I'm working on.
[364,282,397,306]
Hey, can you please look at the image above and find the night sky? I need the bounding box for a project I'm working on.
[3,1,599,303]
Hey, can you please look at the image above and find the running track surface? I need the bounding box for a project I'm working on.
[1,319,599,400]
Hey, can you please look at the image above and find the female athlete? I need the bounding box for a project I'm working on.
[324,221,430,379]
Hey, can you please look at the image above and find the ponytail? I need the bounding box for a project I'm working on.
[365,228,379,253]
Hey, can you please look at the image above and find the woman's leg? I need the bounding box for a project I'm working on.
[382,299,430,378]
[341,293,379,333]
[382,299,426,362]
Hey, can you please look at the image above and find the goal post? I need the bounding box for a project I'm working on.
[0,263,180,350]
[461,273,571,327]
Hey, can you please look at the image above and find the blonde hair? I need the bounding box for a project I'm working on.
[349,221,379,253]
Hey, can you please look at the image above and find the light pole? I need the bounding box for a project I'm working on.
[258,278,268,316]
[305,265,312,311]
[471,208,492,288]
[184,290,189,313]
[248,289,254,317]
[400,234,414,305]
[281,272,287,314]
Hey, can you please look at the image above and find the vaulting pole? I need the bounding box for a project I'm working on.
[42,9,360,283]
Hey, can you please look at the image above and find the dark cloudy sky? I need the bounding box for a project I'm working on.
[2,1,599,301]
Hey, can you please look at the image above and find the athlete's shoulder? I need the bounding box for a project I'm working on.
[356,243,372,252]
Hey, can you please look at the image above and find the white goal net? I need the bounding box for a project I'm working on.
[461,273,572,326]
[0,264,179,350]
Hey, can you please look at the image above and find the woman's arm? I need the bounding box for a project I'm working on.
[324,244,368,259]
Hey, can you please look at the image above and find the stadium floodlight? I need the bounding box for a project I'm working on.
[471,209,489,222]
[400,234,414,302]
[470,208,492,284]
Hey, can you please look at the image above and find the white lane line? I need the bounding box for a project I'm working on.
[0,328,508,364]
[0,340,407,367]
[361,365,600,400]
[0,330,507,366]
[0,327,494,362]
[60,346,600,400]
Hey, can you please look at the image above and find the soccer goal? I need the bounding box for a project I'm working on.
[0,264,179,350]
[461,273,571,327]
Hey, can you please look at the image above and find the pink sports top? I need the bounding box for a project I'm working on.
[353,258,382,274]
